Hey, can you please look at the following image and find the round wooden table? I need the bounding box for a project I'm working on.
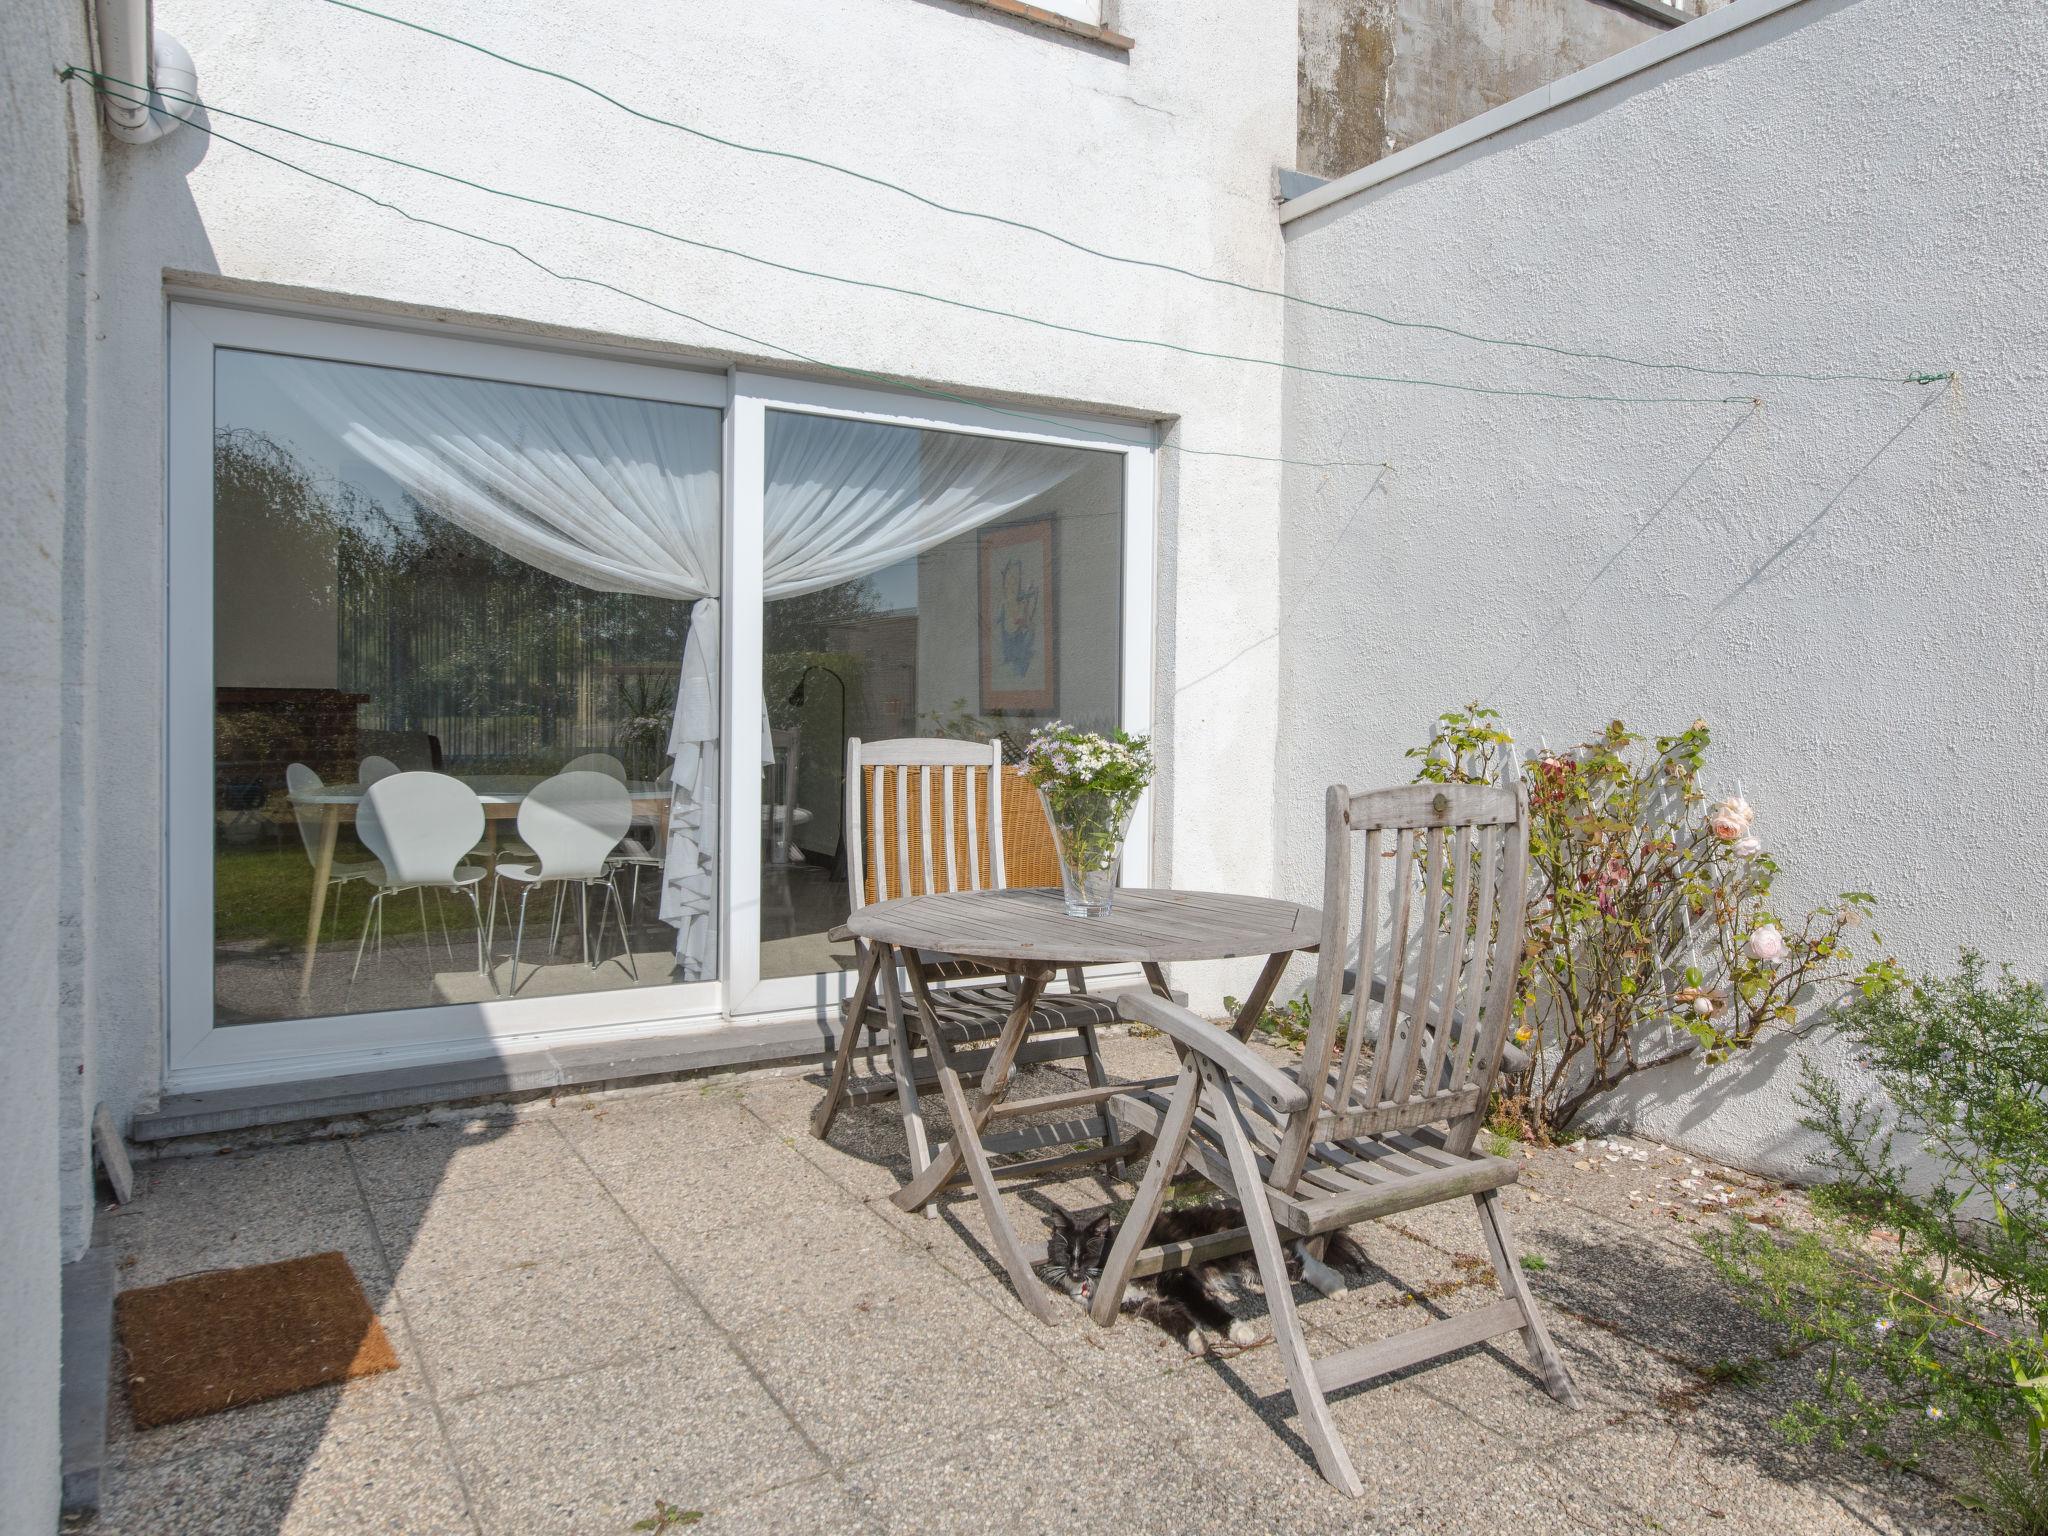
[845,886,1321,1319]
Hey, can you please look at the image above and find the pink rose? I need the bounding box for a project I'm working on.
[1732,835,1763,858]
[1707,795,1755,841]
[1745,925,1787,964]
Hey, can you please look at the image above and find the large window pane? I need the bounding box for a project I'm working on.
[212,350,720,1023]
[759,412,1123,980]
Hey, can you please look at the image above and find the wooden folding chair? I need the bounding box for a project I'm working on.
[808,737,1123,1186]
[1089,779,1578,1497]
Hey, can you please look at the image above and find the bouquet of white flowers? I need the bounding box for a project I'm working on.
[1020,723,1154,916]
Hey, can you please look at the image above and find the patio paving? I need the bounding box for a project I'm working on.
[90,1032,1980,1535]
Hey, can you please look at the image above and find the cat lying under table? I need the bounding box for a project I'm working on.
[1042,1202,1369,1355]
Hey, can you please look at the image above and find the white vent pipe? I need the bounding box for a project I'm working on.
[94,0,198,144]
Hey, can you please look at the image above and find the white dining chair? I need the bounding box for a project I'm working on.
[348,771,493,991]
[284,763,385,938]
[359,755,402,786]
[562,751,629,782]
[487,770,638,994]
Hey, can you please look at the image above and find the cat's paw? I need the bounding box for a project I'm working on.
[1228,1318,1267,1346]
[1183,1331,1212,1358]
[1299,1256,1348,1298]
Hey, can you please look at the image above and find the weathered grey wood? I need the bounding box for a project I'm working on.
[1129,1224,1254,1278]
[933,1049,1057,1323]
[1077,775,1580,1498]
[849,887,1319,966]
[1114,990,1308,1112]
[1422,823,1475,1097]
[1346,782,1518,830]
[1311,1299,1527,1394]
[1390,826,1447,1101]
[809,941,883,1139]
[891,962,1050,1211]
[1229,948,1293,1043]
[1365,827,1418,1109]
[1476,1188,1581,1405]
[1202,1060,1363,1498]
[1090,1053,1202,1327]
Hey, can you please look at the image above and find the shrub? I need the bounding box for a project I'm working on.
[1706,953,2048,1532]
[1409,704,1896,1139]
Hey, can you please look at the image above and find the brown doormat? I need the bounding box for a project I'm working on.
[116,1251,399,1429]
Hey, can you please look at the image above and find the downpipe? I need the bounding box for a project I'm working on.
[93,0,198,144]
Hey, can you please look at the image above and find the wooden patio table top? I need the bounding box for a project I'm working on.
[844,886,1319,968]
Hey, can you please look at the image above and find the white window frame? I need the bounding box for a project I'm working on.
[164,304,1157,1092]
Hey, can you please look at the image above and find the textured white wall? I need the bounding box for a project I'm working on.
[78,0,1296,1121]
[1,0,93,1518]
[1279,0,2048,1181]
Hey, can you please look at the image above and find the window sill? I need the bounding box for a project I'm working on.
[951,0,1133,51]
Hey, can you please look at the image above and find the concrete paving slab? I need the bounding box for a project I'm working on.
[346,1116,581,1204]
[442,1347,825,1534]
[138,1139,364,1224]
[370,1170,637,1286]
[733,1291,1071,1470]
[399,1242,711,1401]
[553,1085,770,1170]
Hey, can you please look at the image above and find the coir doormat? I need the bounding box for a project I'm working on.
[116,1250,399,1428]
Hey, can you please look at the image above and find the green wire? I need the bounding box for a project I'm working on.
[63,71,1389,470]
[67,67,1753,410]
[321,0,1953,392]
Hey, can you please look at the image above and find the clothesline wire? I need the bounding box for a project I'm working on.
[66,69,1757,409]
[318,0,1954,392]
[63,73,1377,470]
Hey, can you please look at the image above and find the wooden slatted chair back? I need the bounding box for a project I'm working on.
[845,737,1008,911]
[1275,779,1531,1191]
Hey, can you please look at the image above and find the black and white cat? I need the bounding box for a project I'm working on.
[1042,1204,1365,1356]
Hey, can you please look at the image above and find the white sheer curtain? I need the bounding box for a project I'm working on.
[763,412,1082,599]
[277,359,725,979]
[273,369,1086,984]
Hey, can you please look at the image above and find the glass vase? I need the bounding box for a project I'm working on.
[1039,788,1134,918]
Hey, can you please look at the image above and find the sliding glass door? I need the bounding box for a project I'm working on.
[722,376,1155,1017]
[754,409,1127,986]
[167,309,1153,1088]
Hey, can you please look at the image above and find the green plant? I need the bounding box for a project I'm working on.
[1518,1253,1550,1273]
[1706,953,2048,1532]
[631,1501,703,1531]
[1410,703,1897,1140]
[1222,992,1328,1052]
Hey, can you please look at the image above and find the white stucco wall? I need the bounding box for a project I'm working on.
[75,0,1296,1127]
[1278,0,2048,1181]
[2,0,97,1517]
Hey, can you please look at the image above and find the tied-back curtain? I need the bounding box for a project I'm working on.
[277,359,724,979]
[763,412,1082,600]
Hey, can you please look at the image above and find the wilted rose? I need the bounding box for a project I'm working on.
[1745,925,1787,964]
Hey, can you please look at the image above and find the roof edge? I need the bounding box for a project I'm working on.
[1278,0,1813,227]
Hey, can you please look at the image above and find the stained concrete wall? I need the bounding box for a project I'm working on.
[1279,0,2048,1182]
[1,0,98,1519]
[1299,0,1730,178]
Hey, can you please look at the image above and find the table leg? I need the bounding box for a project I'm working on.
[1230,949,1293,1041]
[1141,961,1170,997]
[297,806,341,1001]
[891,960,1050,1212]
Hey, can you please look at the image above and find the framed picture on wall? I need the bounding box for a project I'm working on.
[979,517,1057,713]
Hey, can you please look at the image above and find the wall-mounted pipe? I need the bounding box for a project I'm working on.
[93,0,198,144]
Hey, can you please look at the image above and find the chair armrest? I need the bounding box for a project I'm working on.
[1112,990,1310,1113]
